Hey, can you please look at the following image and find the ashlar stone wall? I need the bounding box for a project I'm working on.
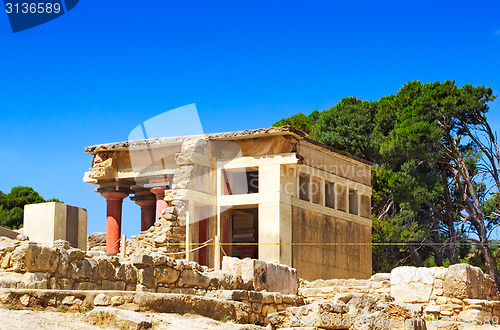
[0,236,304,325]
[300,263,500,322]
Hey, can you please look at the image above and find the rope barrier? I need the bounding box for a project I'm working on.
[220,244,228,257]
[161,241,495,247]
[161,238,214,256]
[105,239,121,254]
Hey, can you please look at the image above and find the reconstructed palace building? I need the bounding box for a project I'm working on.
[83,126,373,280]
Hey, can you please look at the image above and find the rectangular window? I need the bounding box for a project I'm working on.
[349,189,358,215]
[222,168,259,195]
[311,177,322,204]
[337,184,347,212]
[325,181,335,209]
[299,173,310,201]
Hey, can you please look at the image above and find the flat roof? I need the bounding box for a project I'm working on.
[84,126,373,166]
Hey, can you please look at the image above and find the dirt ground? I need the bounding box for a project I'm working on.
[0,307,263,330]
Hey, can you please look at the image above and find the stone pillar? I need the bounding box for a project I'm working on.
[136,199,156,231]
[100,191,129,255]
[151,187,168,220]
[130,189,157,231]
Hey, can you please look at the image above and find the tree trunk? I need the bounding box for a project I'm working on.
[409,245,424,267]
[446,221,459,264]
[476,222,500,289]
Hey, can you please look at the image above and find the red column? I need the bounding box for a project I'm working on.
[100,191,129,255]
[150,187,168,220]
[135,199,156,231]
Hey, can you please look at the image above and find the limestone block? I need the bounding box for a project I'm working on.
[74,282,98,290]
[75,258,97,280]
[22,272,48,289]
[443,263,485,299]
[216,290,249,301]
[390,266,433,303]
[434,278,443,289]
[206,270,242,290]
[424,305,441,314]
[87,306,153,329]
[251,302,262,314]
[54,247,70,278]
[178,269,209,288]
[61,296,79,305]
[433,267,447,280]
[101,280,126,291]
[248,291,264,303]
[11,242,60,273]
[67,248,86,261]
[155,266,180,284]
[57,278,73,290]
[150,253,168,266]
[457,309,493,323]
[95,257,116,280]
[222,256,298,294]
[23,202,87,250]
[94,293,111,306]
[138,267,155,288]
[0,273,24,288]
[129,254,154,269]
[125,283,136,291]
[436,297,448,305]
[115,262,137,283]
[110,296,125,306]
[262,304,277,316]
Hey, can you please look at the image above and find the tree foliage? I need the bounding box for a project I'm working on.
[0,186,62,229]
[272,110,320,140]
[273,80,500,287]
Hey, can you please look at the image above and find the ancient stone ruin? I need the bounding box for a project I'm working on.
[2,231,500,328]
[2,127,500,328]
[83,127,373,280]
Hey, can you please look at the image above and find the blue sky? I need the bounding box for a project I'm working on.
[1,0,500,237]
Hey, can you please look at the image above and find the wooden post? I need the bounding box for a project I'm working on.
[214,235,221,270]
[185,207,191,262]
[120,235,126,260]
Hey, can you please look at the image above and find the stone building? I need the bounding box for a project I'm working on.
[83,126,373,280]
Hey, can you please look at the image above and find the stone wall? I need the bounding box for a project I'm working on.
[124,196,186,258]
[291,205,372,281]
[222,256,299,295]
[0,238,304,324]
[0,236,304,325]
[300,263,500,322]
[0,237,243,293]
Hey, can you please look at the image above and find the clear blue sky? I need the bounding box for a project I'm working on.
[1,0,500,237]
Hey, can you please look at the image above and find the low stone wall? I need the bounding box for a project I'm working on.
[0,237,249,293]
[0,288,304,326]
[222,256,299,295]
[300,263,500,322]
[0,236,304,325]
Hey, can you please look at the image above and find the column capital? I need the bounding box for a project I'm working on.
[134,198,156,208]
[150,187,167,197]
[100,191,129,201]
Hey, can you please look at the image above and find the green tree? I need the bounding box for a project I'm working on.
[0,186,62,229]
[272,110,320,139]
[273,80,500,288]
[317,96,379,162]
